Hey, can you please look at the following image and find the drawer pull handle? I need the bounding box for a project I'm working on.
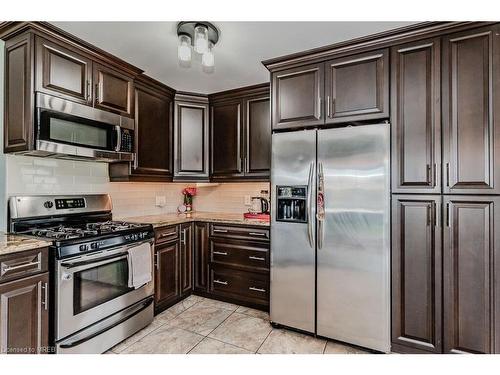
[248,256,265,261]
[249,287,266,293]
[214,279,228,286]
[159,232,177,238]
[213,251,228,256]
[249,232,267,237]
[213,229,228,233]
[2,260,41,272]
[41,282,48,311]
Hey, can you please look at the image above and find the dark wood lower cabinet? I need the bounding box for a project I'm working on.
[180,223,193,295]
[193,222,209,293]
[0,272,49,354]
[443,195,500,354]
[391,195,442,354]
[154,240,180,311]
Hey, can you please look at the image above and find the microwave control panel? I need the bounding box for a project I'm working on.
[120,130,134,153]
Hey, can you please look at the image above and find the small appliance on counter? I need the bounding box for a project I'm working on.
[244,195,270,221]
[8,194,155,354]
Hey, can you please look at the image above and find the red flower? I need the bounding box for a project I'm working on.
[183,187,197,197]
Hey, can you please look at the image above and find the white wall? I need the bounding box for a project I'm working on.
[5,155,269,219]
[0,40,6,230]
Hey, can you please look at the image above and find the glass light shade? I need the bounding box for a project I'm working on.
[194,25,209,54]
[177,34,192,63]
[202,43,215,68]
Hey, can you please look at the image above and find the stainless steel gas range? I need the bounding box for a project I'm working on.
[8,194,155,354]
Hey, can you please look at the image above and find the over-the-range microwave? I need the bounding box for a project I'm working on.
[22,93,135,162]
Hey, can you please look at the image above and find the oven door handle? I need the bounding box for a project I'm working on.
[58,298,154,349]
[60,252,127,269]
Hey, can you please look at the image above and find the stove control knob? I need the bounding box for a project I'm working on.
[44,201,54,209]
[91,242,99,250]
[79,244,88,252]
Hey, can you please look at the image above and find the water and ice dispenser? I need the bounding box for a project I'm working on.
[276,186,308,223]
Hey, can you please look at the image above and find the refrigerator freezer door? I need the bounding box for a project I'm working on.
[270,130,316,333]
[316,124,390,352]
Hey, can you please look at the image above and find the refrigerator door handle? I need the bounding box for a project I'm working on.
[307,161,314,248]
[317,162,325,250]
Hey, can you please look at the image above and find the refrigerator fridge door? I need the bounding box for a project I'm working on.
[270,130,316,334]
[316,124,390,352]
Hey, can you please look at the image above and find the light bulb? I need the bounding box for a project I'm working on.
[202,42,214,68]
[177,34,192,63]
[194,25,209,54]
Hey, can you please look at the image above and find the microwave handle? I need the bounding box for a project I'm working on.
[115,125,121,152]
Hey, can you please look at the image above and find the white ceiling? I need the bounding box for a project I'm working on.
[52,21,415,94]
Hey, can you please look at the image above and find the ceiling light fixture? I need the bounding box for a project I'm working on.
[177,21,219,71]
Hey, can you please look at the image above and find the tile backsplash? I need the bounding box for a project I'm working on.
[5,155,269,220]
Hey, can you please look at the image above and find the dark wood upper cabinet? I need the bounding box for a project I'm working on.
[35,37,92,105]
[325,49,389,124]
[442,25,500,194]
[174,94,210,180]
[272,63,324,130]
[211,100,244,179]
[193,222,209,293]
[391,39,441,194]
[0,273,49,354]
[209,83,270,181]
[4,33,34,153]
[180,223,193,295]
[154,240,180,310]
[93,62,134,117]
[109,76,174,182]
[391,195,442,354]
[244,95,271,178]
[443,195,500,354]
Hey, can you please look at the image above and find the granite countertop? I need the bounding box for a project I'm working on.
[0,232,52,256]
[119,211,270,228]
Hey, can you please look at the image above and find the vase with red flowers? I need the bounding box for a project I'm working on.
[182,187,197,212]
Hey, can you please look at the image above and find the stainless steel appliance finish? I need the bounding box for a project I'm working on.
[316,125,390,352]
[13,93,135,163]
[56,297,153,354]
[270,124,390,352]
[9,194,112,224]
[55,237,154,341]
[8,194,155,354]
[271,130,316,334]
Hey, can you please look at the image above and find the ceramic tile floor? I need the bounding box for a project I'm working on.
[108,295,371,354]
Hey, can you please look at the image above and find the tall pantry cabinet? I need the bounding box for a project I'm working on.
[391,24,500,354]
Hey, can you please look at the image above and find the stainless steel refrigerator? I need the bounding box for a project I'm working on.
[270,124,390,352]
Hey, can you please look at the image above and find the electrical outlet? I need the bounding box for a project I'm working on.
[244,195,251,206]
[155,196,166,207]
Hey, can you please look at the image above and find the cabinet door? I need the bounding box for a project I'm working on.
[391,195,442,354]
[35,37,92,105]
[211,101,244,179]
[442,25,500,194]
[133,84,173,178]
[272,63,324,130]
[174,100,209,179]
[391,39,441,194]
[0,273,49,354]
[93,62,134,117]
[244,96,271,178]
[443,195,500,354]
[155,241,180,307]
[4,33,34,153]
[194,222,209,293]
[325,49,389,124]
[180,223,193,295]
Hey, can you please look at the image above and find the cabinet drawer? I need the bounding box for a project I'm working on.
[155,225,179,245]
[0,247,49,284]
[209,266,269,304]
[210,224,269,242]
[210,239,269,271]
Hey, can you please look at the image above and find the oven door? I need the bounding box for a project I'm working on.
[55,239,154,341]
